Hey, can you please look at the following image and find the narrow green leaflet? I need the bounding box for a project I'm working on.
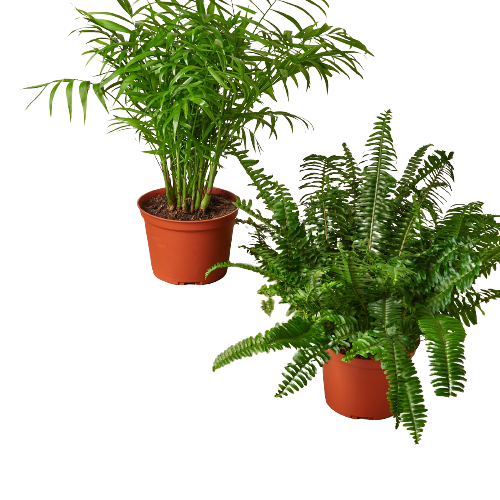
[92,83,108,111]
[65,80,74,121]
[120,50,157,71]
[49,81,62,116]
[171,105,181,138]
[328,35,373,56]
[114,115,153,139]
[116,0,133,17]
[207,66,229,89]
[207,0,216,15]
[142,32,172,51]
[79,81,91,122]
[91,18,132,34]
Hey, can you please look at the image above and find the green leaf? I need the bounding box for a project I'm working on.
[235,4,257,15]
[273,10,303,32]
[116,0,133,17]
[171,105,181,137]
[93,83,108,111]
[79,81,91,122]
[116,73,137,100]
[24,81,62,110]
[329,35,373,56]
[66,80,74,121]
[170,65,198,85]
[207,0,215,15]
[112,115,153,139]
[188,97,216,121]
[49,81,62,116]
[123,50,157,69]
[91,18,132,34]
[207,66,229,89]
[196,0,206,15]
[142,33,168,51]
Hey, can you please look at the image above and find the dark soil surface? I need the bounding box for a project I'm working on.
[141,193,237,221]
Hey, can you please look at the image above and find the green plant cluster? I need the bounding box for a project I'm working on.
[207,110,500,443]
[25,0,369,213]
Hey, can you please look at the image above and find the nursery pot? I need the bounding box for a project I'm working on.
[137,187,238,285]
[322,348,417,420]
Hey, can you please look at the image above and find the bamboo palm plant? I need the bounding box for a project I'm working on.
[25,0,370,214]
[206,110,500,443]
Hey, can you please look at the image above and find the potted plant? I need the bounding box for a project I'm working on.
[206,110,500,443]
[24,0,370,285]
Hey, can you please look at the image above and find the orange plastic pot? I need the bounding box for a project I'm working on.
[137,187,238,285]
[322,349,416,420]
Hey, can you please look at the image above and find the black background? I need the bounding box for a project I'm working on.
[17,0,498,468]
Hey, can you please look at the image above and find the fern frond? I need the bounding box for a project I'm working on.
[266,315,327,349]
[368,296,403,326]
[394,144,433,203]
[275,332,334,398]
[341,142,362,203]
[479,244,500,278]
[394,150,455,256]
[445,288,500,326]
[426,253,481,313]
[356,109,397,253]
[243,154,334,260]
[437,202,484,240]
[205,260,297,286]
[212,333,270,371]
[417,310,466,397]
[413,150,454,218]
[302,185,349,250]
[388,340,427,443]
[275,360,317,397]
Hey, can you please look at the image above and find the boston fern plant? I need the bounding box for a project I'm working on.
[206,110,500,443]
[25,0,369,213]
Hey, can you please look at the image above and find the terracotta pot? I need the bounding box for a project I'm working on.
[137,187,238,285]
[322,348,417,420]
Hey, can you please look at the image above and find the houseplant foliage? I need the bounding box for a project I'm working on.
[207,110,500,443]
[25,0,370,214]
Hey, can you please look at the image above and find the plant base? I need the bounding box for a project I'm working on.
[137,187,238,285]
[322,349,416,420]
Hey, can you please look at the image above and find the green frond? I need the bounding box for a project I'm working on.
[266,315,327,349]
[205,260,297,285]
[275,328,335,398]
[368,296,402,326]
[426,252,481,313]
[292,339,335,366]
[275,360,318,397]
[437,202,485,240]
[417,310,466,397]
[418,237,479,295]
[341,142,362,203]
[445,288,500,326]
[299,153,351,249]
[387,340,427,443]
[394,144,433,203]
[330,253,374,301]
[342,329,427,443]
[212,333,270,371]
[356,110,397,253]
[479,244,500,278]
[212,316,327,371]
[413,150,454,218]
[341,331,387,361]
[240,162,309,270]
